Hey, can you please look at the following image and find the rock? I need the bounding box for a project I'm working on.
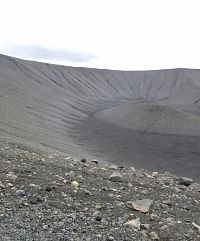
[160,225,169,230]
[96,234,103,239]
[109,165,118,170]
[192,222,200,233]
[91,159,98,164]
[0,181,5,189]
[141,189,148,195]
[29,196,43,204]
[6,183,14,188]
[152,171,159,177]
[149,231,159,240]
[95,204,102,209]
[106,236,115,241]
[127,199,153,213]
[82,188,92,196]
[170,186,180,193]
[124,218,141,229]
[61,192,67,198]
[93,211,102,221]
[6,172,18,181]
[176,177,193,186]
[141,223,150,230]
[130,167,136,172]
[45,186,53,192]
[109,172,123,182]
[71,181,79,189]
[150,213,158,220]
[42,225,48,230]
[80,158,87,163]
[16,190,26,197]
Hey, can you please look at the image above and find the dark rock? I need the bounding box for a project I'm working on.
[93,211,103,221]
[80,158,87,163]
[45,186,53,192]
[176,177,193,186]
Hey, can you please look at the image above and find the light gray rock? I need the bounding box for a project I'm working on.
[109,172,123,182]
[124,218,141,229]
[127,199,153,213]
[149,231,159,240]
[16,190,26,197]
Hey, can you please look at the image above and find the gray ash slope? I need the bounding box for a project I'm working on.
[0,54,200,180]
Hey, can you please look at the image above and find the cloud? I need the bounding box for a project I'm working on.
[1,44,95,63]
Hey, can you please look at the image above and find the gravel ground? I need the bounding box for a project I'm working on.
[0,142,200,241]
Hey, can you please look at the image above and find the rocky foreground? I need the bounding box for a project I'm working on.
[0,143,200,241]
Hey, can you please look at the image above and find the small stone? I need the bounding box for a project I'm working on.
[95,204,102,209]
[6,183,14,188]
[170,186,180,193]
[109,172,123,182]
[43,225,48,230]
[127,199,153,213]
[45,186,53,192]
[160,225,169,230]
[68,171,76,178]
[82,188,92,196]
[109,165,118,170]
[71,181,79,189]
[91,159,98,164]
[124,218,141,229]
[93,211,102,221]
[80,158,87,163]
[29,197,43,204]
[0,181,5,189]
[149,231,159,240]
[106,236,115,241]
[150,213,158,220]
[130,167,136,172]
[6,172,18,181]
[141,223,150,230]
[96,234,103,239]
[23,202,29,207]
[16,190,26,197]
[192,222,200,233]
[152,172,159,177]
[141,189,148,195]
[176,177,193,186]
[144,173,153,178]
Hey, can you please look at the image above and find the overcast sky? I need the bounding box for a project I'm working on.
[0,0,200,70]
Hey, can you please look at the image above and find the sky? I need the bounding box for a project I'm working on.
[0,0,200,70]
